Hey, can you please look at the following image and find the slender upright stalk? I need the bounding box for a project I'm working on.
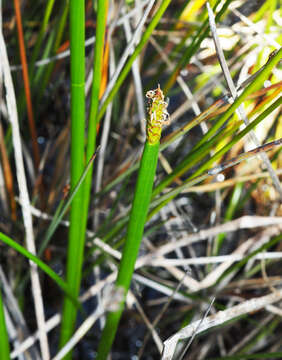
[0,289,10,360]
[59,0,85,356]
[81,0,108,243]
[96,85,170,360]
[38,1,69,102]
[29,0,56,79]
[13,0,40,169]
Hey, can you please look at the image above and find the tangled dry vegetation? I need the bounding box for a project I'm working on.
[0,0,281,359]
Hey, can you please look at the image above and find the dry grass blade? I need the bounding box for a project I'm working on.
[0,26,50,360]
[162,290,282,359]
[207,2,282,199]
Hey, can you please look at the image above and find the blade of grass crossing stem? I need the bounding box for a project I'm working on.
[147,138,282,222]
[97,79,278,198]
[152,117,242,197]
[96,86,169,360]
[11,146,97,313]
[189,97,282,180]
[97,121,241,246]
[94,120,241,253]
[0,288,10,360]
[87,136,281,263]
[192,49,282,152]
[0,231,80,309]
[39,150,99,257]
[94,95,280,256]
[153,49,282,197]
[81,0,108,249]
[150,97,282,210]
[59,0,85,355]
[97,96,231,196]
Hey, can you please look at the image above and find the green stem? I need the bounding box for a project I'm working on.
[0,288,10,360]
[81,0,108,245]
[96,86,168,359]
[97,141,159,360]
[59,0,85,355]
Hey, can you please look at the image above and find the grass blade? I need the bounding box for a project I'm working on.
[59,0,86,354]
[0,288,10,360]
[0,231,80,309]
[96,85,169,360]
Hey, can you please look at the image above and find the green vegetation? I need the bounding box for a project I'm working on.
[0,0,281,359]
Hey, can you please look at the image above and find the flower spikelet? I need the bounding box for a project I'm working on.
[146,84,170,145]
